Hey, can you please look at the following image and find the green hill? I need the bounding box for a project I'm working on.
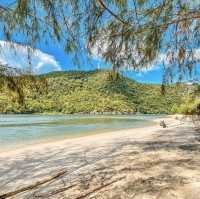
[0,70,188,114]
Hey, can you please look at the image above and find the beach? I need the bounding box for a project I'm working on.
[0,116,200,199]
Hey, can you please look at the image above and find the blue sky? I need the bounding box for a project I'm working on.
[0,0,168,84]
[0,37,166,83]
[0,0,199,84]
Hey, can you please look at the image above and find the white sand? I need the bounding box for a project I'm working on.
[0,116,200,199]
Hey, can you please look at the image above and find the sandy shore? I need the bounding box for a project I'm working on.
[0,116,200,199]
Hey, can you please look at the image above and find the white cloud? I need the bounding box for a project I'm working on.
[90,35,161,73]
[92,46,160,73]
[90,30,200,75]
[0,40,61,74]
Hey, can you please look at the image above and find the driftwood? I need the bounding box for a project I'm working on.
[33,175,125,198]
[33,184,76,198]
[0,170,67,199]
[75,176,125,199]
[0,154,107,199]
[0,151,125,199]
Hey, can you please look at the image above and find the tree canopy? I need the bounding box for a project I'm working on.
[0,0,200,82]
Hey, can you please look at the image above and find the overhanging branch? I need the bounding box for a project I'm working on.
[96,0,129,25]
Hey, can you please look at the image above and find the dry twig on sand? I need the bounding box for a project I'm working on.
[0,170,67,199]
[74,176,126,199]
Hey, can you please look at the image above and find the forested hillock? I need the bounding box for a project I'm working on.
[0,70,188,114]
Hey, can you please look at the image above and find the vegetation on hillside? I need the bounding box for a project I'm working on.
[171,84,200,115]
[172,85,200,129]
[0,70,190,114]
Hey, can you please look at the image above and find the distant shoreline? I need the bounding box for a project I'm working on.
[0,112,168,116]
[0,114,159,153]
[0,115,173,156]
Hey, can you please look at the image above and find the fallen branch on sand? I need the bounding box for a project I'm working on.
[33,184,76,198]
[0,152,112,199]
[74,176,125,199]
[0,170,67,199]
[33,176,125,198]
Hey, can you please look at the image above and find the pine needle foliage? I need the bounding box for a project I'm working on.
[0,0,199,77]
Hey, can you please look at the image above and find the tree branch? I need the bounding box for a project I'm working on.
[109,11,200,38]
[96,0,129,25]
[0,170,67,199]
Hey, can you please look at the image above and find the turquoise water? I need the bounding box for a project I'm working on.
[0,114,159,151]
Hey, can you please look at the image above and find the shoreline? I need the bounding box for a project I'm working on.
[0,112,168,116]
[0,115,166,154]
[0,120,160,157]
[0,115,175,157]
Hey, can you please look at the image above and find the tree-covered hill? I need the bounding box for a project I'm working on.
[0,70,189,114]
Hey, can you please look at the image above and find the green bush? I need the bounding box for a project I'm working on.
[175,98,200,115]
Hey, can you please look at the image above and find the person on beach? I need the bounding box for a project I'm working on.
[160,120,167,128]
